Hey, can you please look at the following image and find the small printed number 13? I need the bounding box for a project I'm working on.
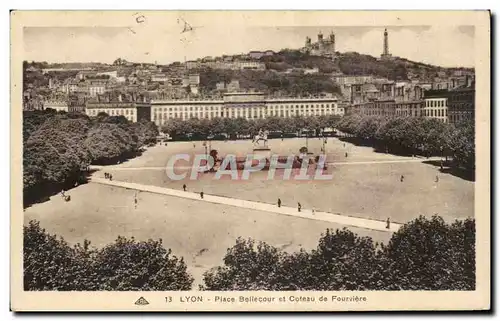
[165,296,173,303]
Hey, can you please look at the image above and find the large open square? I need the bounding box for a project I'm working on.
[24,137,474,287]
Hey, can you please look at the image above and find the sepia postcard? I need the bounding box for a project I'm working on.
[10,10,490,312]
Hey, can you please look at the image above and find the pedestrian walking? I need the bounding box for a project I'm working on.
[400,175,404,182]
[183,184,187,191]
[440,160,444,170]
[109,174,113,181]
[104,172,108,179]
[345,152,348,158]
[277,198,281,208]
[134,193,138,209]
[435,175,439,183]
[200,191,204,199]
[386,218,391,229]
[297,202,302,212]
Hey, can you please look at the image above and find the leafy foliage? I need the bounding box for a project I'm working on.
[382,215,475,290]
[23,110,159,204]
[161,115,340,140]
[24,220,91,291]
[337,114,475,169]
[24,220,194,291]
[201,216,475,291]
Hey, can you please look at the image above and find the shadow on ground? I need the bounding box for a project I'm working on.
[23,169,99,209]
[338,136,416,157]
[423,160,475,182]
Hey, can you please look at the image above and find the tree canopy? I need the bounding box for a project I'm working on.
[24,220,193,291]
[23,110,159,205]
[201,215,475,291]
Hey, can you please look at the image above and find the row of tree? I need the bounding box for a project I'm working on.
[202,215,475,291]
[24,215,475,291]
[161,115,341,140]
[336,114,475,170]
[23,109,158,205]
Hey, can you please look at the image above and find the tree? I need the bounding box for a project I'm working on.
[201,238,284,290]
[85,123,136,164]
[382,215,475,290]
[24,122,91,188]
[449,119,475,170]
[24,220,194,291]
[132,120,159,146]
[94,236,193,291]
[24,220,93,291]
[304,228,382,290]
[201,216,475,291]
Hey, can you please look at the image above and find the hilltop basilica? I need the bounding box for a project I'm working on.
[301,31,336,59]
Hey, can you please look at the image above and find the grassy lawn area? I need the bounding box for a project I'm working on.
[24,183,391,288]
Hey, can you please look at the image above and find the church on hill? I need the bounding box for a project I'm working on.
[301,31,336,59]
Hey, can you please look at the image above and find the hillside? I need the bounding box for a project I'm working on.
[194,49,474,97]
[260,49,472,81]
[198,68,341,97]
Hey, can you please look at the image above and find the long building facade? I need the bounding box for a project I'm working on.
[85,102,151,123]
[150,92,343,126]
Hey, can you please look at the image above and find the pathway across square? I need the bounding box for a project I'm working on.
[90,177,402,232]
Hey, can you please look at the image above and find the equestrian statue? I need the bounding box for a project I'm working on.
[252,129,269,148]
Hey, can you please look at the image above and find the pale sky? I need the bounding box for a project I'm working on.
[23,24,474,67]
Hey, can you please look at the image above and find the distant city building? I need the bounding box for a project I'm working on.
[423,90,449,123]
[43,100,69,112]
[249,51,265,60]
[304,68,319,74]
[88,84,106,97]
[302,31,336,59]
[332,75,374,86]
[448,82,475,125]
[151,73,169,83]
[348,99,423,119]
[185,60,265,70]
[182,74,200,87]
[226,80,240,92]
[248,50,275,60]
[85,102,151,123]
[150,93,341,126]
